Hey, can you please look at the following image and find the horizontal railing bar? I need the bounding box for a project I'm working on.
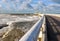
[19,15,44,41]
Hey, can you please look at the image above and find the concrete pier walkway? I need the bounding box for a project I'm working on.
[46,15,60,41]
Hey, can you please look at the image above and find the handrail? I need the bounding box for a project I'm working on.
[19,15,44,41]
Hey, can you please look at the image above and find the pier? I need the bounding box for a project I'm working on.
[0,14,60,41]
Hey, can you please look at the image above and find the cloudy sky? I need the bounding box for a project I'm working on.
[0,0,60,13]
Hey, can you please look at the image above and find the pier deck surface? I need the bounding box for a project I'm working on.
[46,15,60,41]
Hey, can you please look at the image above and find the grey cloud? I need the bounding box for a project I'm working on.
[43,4,60,13]
[51,0,60,4]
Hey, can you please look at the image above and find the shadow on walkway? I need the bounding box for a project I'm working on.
[46,15,60,41]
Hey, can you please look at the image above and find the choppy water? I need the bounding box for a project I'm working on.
[0,14,39,41]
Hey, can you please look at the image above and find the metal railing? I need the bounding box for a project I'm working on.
[19,15,44,41]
